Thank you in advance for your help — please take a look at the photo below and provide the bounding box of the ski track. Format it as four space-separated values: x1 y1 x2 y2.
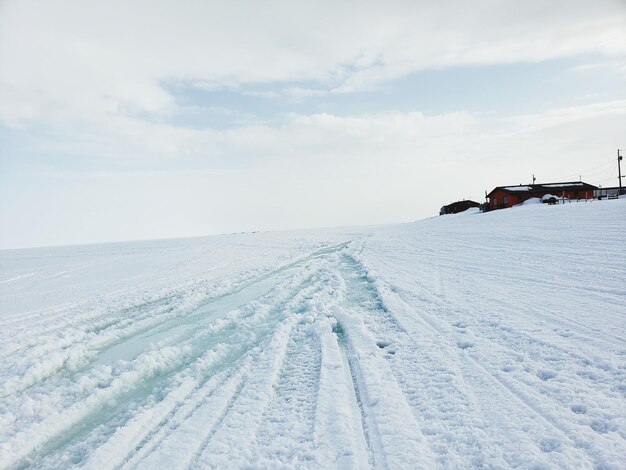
1 202 625 469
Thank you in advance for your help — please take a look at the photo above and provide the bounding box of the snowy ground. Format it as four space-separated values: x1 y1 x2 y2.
1 199 625 469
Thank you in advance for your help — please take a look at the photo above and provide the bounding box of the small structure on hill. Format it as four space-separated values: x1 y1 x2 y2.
486 181 597 210
440 200 481 215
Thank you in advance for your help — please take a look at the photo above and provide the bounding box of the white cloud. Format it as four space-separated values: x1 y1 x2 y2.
2 100 624 248
12 99 622 167
506 99 626 133
1 0 625 128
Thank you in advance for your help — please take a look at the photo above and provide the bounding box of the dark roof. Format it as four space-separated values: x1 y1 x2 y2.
487 181 598 198
441 200 481 214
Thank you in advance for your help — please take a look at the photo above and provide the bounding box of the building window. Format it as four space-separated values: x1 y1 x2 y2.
503 196 509 205
493 198 497 206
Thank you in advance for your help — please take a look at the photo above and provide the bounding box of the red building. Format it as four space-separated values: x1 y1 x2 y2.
486 181 597 210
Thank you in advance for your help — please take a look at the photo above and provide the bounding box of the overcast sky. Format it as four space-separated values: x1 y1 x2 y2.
1 0 625 248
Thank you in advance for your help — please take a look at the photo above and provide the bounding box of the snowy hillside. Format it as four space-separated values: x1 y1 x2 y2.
1 200 625 469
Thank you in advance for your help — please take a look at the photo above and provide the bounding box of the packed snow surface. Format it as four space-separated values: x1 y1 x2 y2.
1 200 625 469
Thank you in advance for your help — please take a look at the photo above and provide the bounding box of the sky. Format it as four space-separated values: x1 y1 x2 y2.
1 0 625 249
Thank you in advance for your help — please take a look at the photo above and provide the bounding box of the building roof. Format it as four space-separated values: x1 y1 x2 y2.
442 200 480 208
487 181 598 198
440 200 481 215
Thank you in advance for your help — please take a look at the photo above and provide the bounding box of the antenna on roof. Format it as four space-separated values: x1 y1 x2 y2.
532 174 536 185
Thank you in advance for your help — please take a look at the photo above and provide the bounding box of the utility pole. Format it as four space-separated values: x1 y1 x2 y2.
619 149 623 195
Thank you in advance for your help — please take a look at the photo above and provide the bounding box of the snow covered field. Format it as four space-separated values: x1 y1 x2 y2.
1 200 625 469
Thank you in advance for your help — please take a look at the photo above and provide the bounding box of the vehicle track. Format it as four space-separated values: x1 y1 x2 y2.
1 248 348 468
255 322 322 466
337 254 492 467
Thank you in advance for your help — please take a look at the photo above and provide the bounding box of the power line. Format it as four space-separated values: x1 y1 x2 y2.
596 177 617 184
577 158 616 175
593 166 618 185
545 158 614 182
582 166 619 179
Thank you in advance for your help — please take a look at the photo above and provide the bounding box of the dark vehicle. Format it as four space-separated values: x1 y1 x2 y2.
542 197 558 205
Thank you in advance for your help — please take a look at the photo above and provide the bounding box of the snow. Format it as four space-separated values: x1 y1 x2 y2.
1 199 625 469
519 197 542 205
503 183 586 192
542 183 585 187
516 194 559 206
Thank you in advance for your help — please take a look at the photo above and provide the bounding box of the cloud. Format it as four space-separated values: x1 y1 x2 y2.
506 99 626 133
1 0 625 128
4 95 624 172
2 94 624 249
2 100 623 248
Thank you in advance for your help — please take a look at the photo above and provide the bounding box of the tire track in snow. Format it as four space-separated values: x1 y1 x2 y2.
362 247 623 388
186 251 351 468
0 257 247 357
422 278 626 450
117 366 241 469
338 254 494 467
130 245 351 469
458 353 595 468
0 285 173 337
0 251 321 408
83 346 254 470
386 229 624 347
141 369 248 470
190 317 299 468
314 320 371 469
333 321 376 467
0 297 186 399
20 310 277 466
51 248 344 468
254 322 322 466
0 344 192 468
390 230 626 350
356 246 624 468
464 354 625 468
331 289 437 469
0 242 349 396
0 265 287 396
1 254 337 468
